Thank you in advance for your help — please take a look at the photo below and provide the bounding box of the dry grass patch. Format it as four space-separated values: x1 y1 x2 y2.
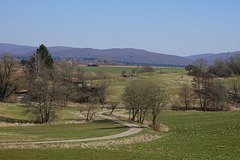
0 134 163 149
147 122 169 132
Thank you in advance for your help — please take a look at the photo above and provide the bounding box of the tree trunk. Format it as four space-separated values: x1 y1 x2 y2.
109 108 114 116
129 107 131 120
39 104 44 124
152 115 156 126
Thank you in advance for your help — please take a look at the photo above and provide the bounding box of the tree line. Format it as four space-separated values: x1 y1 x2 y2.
185 54 240 77
182 56 240 111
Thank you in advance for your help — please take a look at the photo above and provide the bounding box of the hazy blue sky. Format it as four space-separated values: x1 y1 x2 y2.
0 0 239 56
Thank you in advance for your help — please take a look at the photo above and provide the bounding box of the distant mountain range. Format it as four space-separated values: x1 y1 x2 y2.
0 43 239 66
0 43 191 66
185 51 240 65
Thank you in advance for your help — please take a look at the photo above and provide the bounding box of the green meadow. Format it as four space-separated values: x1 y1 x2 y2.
0 111 239 160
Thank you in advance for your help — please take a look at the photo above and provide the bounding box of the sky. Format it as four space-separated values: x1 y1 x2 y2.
0 0 239 56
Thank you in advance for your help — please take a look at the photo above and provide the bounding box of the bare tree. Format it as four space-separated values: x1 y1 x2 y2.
86 96 99 121
58 61 76 106
193 58 208 71
96 80 110 105
192 72 214 111
179 83 192 110
211 79 227 110
145 80 168 126
0 53 18 101
109 99 119 116
77 66 86 85
122 80 144 121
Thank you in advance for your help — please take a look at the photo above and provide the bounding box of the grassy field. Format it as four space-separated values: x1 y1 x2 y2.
0 103 128 143
107 71 192 104
0 103 33 123
0 111 239 159
78 65 187 75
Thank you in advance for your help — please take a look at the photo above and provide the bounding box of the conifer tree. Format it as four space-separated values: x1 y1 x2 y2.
36 44 54 68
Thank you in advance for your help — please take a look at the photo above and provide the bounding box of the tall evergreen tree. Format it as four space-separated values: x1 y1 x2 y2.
36 44 54 68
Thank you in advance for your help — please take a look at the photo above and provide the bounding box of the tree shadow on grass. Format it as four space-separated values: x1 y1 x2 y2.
99 126 129 130
0 116 34 123
93 119 130 130
93 119 113 123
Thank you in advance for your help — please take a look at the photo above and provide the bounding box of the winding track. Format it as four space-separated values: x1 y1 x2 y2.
0 110 142 145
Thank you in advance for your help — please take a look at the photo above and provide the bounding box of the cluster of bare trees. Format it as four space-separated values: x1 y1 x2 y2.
123 79 168 126
186 54 240 77
0 44 112 123
181 56 240 111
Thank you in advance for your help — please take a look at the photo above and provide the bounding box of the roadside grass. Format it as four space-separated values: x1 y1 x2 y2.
0 119 128 143
1 111 239 159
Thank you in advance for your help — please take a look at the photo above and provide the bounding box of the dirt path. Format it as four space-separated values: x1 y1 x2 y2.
0 110 142 145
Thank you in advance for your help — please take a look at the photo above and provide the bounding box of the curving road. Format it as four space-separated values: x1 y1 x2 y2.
0 110 142 145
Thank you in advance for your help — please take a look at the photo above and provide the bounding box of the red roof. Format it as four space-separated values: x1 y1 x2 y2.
65 77 82 83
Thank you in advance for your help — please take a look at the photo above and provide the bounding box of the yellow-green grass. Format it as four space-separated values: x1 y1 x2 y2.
78 66 186 75
1 111 239 159
107 72 192 105
0 103 86 123
0 103 33 123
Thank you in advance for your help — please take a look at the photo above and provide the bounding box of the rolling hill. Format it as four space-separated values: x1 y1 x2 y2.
185 51 240 65
0 43 192 66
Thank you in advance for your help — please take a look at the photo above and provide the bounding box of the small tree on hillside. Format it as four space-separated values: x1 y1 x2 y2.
109 99 119 116
185 65 195 73
86 96 99 121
